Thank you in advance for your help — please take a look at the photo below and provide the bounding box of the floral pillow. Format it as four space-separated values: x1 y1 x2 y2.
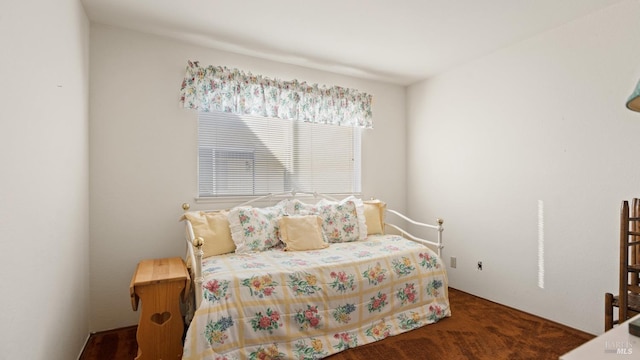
290 196 367 243
227 204 286 253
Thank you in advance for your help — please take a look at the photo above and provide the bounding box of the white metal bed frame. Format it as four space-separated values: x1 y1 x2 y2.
181 191 444 309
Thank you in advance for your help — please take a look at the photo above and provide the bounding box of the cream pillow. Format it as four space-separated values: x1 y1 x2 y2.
364 200 386 235
279 215 329 251
181 210 236 257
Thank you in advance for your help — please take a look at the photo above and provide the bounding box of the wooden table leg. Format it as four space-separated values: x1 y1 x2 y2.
135 280 186 360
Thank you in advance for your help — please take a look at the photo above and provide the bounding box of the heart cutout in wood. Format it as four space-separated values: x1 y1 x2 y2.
151 312 171 325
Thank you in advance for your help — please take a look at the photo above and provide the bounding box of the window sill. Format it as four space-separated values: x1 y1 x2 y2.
194 192 362 206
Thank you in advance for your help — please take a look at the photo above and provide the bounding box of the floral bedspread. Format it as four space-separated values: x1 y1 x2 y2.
182 235 450 360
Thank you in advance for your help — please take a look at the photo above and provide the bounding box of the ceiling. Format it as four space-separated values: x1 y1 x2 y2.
81 0 625 85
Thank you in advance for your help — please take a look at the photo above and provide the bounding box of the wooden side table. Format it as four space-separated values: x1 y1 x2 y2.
130 257 190 360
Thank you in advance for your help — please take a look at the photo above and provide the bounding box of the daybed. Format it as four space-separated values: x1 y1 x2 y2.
180 193 450 360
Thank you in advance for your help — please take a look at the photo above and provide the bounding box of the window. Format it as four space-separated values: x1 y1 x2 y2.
198 111 361 197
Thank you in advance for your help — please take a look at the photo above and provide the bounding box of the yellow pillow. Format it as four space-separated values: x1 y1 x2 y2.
364 200 386 235
182 210 236 257
279 215 329 251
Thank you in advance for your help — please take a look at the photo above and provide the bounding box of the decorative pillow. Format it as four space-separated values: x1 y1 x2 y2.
290 196 367 243
278 215 329 251
363 199 387 235
181 210 236 257
227 205 286 253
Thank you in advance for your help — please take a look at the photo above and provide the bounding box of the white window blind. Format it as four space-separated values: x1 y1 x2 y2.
198 111 361 197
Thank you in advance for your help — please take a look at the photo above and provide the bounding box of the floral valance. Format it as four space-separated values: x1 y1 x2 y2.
179 61 373 128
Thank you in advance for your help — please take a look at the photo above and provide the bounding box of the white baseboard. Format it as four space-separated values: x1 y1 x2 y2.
76 332 92 360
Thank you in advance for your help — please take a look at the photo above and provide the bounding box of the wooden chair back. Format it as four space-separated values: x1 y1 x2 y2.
619 198 640 323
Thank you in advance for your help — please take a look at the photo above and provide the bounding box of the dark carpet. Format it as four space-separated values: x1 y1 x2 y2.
80 288 594 360
327 288 594 360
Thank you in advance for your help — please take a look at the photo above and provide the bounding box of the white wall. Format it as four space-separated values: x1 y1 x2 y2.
0 0 90 359
407 1 640 335
89 25 406 331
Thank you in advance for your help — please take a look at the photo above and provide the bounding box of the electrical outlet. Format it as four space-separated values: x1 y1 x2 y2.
450 256 457 269
477 261 483 271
